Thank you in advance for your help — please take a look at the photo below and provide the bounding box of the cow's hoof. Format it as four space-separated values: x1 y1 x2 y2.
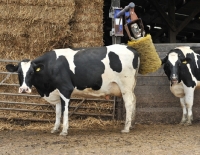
51 129 59 134
59 132 68 136
121 129 130 133
179 122 185 126
130 125 135 130
184 122 192 126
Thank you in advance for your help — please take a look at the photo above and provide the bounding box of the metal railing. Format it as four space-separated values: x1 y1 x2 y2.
0 59 116 122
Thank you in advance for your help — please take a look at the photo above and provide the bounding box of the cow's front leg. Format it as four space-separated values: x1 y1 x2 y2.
121 92 135 133
184 87 194 126
51 102 61 133
179 97 187 125
59 92 71 136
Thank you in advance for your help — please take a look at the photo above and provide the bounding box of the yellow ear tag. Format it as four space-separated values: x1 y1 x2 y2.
36 68 40 71
182 61 187 64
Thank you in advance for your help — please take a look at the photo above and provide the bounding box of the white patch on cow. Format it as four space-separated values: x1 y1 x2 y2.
20 61 32 93
176 46 199 68
187 64 197 83
43 89 60 105
168 52 178 66
54 48 78 74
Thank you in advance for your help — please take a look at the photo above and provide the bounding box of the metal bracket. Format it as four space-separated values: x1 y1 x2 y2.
110 28 115 36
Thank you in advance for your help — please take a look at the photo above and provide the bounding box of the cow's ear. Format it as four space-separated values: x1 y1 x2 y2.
181 57 191 64
34 63 44 72
161 55 168 65
6 64 18 72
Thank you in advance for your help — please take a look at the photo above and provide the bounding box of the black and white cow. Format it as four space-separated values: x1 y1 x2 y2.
162 46 200 125
6 44 140 136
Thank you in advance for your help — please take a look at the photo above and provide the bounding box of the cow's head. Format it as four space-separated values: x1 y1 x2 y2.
161 49 190 85
6 59 44 93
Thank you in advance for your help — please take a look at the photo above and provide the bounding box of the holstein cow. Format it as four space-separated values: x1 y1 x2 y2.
6 44 140 136
161 46 200 125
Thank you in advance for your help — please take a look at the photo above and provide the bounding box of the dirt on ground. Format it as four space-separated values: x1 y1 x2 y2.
1 120 200 155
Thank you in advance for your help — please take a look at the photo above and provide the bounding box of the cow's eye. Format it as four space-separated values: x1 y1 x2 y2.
165 63 169 66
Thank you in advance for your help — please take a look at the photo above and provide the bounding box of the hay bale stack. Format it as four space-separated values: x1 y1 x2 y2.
70 0 104 48
0 0 75 60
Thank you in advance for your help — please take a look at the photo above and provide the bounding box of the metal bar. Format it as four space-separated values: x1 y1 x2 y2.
111 0 121 44
0 92 115 102
69 112 113 117
69 99 85 117
0 59 19 63
0 83 19 86
0 92 40 97
0 100 113 110
70 98 114 102
0 117 55 122
0 108 55 113
112 97 116 120
0 73 11 86
0 100 49 106
0 108 113 117
0 72 17 74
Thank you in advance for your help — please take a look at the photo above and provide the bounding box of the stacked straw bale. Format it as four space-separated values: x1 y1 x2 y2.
70 0 104 48
0 0 75 60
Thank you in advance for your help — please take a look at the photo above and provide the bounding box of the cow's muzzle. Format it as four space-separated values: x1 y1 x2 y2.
19 87 32 93
170 76 178 85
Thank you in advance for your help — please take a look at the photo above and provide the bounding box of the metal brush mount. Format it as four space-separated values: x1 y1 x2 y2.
116 2 145 40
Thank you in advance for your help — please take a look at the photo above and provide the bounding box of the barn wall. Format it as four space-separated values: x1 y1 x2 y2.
135 43 200 124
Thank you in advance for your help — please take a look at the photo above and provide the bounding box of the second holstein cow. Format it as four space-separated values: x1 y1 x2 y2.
162 46 200 125
6 44 140 136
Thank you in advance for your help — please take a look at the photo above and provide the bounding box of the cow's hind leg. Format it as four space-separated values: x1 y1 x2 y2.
51 102 62 133
121 91 136 133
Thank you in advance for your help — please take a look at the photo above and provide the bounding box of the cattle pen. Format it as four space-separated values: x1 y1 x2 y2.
0 43 200 125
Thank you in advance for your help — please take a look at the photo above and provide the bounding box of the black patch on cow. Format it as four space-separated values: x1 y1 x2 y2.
179 62 196 88
108 52 122 72
190 46 200 55
184 52 200 81
73 47 107 90
126 46 139 69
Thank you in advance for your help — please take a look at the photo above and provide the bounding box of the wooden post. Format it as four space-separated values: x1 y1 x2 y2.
168 0 176 43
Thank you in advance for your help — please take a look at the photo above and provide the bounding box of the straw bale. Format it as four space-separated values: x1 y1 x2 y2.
70 0 104 48
0 0 74 7
71 22 103 32
71 41 103 48
0 4 75 25
0 1 75 60
70 31 103 42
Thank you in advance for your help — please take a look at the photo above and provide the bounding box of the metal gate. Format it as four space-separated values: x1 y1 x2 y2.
0 59 116 122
